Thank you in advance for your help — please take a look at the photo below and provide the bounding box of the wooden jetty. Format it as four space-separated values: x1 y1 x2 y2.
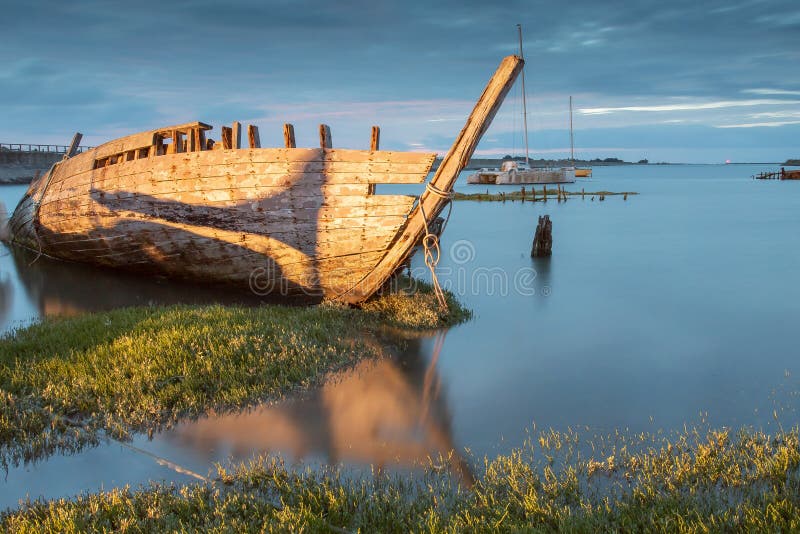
6 56 524 303
754 168 800 180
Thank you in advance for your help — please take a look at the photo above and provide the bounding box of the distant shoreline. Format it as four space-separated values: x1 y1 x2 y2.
432 157 788 171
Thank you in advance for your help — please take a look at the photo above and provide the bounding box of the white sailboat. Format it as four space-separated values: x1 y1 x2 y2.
468 24 575 185
571 96 592 177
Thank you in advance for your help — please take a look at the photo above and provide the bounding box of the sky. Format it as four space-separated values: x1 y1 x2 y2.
1 0 798 163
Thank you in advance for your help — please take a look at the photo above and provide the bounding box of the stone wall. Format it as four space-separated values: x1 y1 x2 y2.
0 150 62 184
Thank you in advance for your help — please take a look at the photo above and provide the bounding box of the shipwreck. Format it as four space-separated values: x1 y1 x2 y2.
6 56 523 303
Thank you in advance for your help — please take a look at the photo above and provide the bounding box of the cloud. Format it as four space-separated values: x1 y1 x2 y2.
743 88 800 96
715 120 800 128
580 99 800 115
0 0 798 162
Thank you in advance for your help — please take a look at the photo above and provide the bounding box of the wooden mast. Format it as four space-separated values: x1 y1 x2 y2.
517 24 530 167
570 96 574 165
338 54 524 303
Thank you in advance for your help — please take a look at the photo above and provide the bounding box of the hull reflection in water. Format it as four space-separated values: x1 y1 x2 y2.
7 244 265 321
169 334 474 485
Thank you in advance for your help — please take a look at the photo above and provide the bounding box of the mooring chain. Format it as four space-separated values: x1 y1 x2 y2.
419 182 455 313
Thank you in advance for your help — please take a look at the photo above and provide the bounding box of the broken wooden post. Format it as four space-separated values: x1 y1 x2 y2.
543 186 548 202
190 128 205 152
172 130 184 153
232 121 242 149
65 133 82 159
283 123 296 148
221 126 233 149
623 193 628 201
531 215 553 257
581 187 585 199
188 129 197 152
319 124 332 148
371 126 380 151
248 125 261 148
532 186 536 201
521 186 526 202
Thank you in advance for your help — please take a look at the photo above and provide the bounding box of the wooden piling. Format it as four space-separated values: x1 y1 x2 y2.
320 124 332 149
221 127 233 149
531 215 553 257
283 123 296 148
65 133 83 159
581 188 585 199
247 125 261 148
370 126 380 151
232 121 242 149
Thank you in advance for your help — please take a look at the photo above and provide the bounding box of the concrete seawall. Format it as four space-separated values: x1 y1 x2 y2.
0 150 62 184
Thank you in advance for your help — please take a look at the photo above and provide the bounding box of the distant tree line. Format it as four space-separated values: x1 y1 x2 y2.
784 159 800 166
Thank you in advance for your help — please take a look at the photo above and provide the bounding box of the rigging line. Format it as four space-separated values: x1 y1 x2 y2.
110 434 209 482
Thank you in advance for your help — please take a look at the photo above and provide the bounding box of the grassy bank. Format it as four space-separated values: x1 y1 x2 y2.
0 279 470 467
454 188 637 202
2 426 798 531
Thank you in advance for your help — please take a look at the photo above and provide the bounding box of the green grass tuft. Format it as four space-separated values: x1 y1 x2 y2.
2 426 798 532
0 280 470 467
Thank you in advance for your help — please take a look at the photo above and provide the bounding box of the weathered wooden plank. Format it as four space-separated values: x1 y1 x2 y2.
86 132 157 161
46 148 435 187
41 224 393 264
44 224 397 256
40 206 408 238
51 190 412 225
195 129 206 152
232 122 242 149
41 188 415 220
371 126 380 151
39 196 415 231
188 129 197 152
248 125 261 149
221 127 233 149
284 124 296 148
39 154 432 205
66 133 83 158
319 124 332 149
38 219 386 275
44 166 427 205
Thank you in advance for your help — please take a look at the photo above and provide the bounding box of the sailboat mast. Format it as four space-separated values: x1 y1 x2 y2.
517 24 530 167
570 96 574 164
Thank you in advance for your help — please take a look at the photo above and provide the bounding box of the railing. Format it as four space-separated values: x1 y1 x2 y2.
0 143 94 154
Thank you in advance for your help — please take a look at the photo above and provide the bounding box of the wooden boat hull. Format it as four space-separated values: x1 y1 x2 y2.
10 144 433 300
7 56 526 303
574 168 592 177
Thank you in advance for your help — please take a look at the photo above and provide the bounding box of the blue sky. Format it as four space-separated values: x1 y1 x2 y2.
2 0 798 162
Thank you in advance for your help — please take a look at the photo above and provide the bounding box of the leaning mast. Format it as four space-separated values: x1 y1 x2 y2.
517 24 530 167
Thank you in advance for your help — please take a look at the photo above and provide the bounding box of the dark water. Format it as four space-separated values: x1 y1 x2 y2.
2 164 799 509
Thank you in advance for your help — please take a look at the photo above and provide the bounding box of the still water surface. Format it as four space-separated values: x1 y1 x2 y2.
1 164 799 509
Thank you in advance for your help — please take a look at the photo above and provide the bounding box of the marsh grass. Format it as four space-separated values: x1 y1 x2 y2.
2 426 797 532
0 280 470 467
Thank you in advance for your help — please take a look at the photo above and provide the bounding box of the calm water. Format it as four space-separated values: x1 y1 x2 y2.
2 164 799 509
